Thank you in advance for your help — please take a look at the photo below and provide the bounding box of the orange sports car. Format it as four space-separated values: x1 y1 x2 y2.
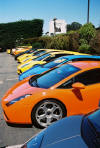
13 46 32 55
2 61 100 128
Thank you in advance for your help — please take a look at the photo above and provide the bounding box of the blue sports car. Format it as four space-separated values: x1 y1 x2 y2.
19 55 100 81
19 109 100 148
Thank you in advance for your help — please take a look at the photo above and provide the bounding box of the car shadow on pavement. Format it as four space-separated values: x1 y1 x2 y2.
6 122 33 128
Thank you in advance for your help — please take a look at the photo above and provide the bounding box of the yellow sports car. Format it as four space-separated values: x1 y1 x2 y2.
17 51 90 74
17 49 47 63
17 49 65 63
17 51 77 74
17 49 44 63
7 49 11 54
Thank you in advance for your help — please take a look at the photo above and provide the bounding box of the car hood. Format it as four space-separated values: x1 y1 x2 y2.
21 61 45 69
41 116 88 148
29 66 50 74
17 61 31 69
2 78 43 103
19 66 49 80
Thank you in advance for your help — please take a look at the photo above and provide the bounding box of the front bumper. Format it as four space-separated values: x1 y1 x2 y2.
2 101 32 124
17 69 22 75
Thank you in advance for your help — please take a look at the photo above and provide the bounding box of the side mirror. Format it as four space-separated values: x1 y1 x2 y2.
72 82 85 89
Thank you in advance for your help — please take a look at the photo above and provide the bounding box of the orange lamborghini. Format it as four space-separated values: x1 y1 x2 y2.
2 61 100 128
13 46 32 55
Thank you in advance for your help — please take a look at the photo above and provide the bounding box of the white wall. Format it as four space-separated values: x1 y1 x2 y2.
49 19 67 36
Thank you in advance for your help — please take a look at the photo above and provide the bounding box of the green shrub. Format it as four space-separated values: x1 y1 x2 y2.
23 37 39 45
78 44 95 54
32 42 43 49
46 35 70 50
0 19 43 49
79 23 96 43
20 23 100 55
79 39 88 45
69 32 79 51
67 30 78 35
90 30 100 54
39 36 52 48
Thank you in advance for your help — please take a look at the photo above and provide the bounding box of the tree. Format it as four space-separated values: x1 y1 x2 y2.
0 19 44 50
79 23 96 43
90 30 100 54
67 22 82 31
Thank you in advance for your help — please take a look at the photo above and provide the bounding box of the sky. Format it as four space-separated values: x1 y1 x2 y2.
0 0 100 33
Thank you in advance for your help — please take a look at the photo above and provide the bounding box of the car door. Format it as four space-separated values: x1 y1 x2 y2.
57 68 100 116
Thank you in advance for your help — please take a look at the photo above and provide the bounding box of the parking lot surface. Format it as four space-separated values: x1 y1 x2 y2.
0 52 40 147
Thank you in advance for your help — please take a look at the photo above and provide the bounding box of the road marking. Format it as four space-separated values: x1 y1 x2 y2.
0 78 18 84
6 144 22 148
0 81 3 84
6 78 18 81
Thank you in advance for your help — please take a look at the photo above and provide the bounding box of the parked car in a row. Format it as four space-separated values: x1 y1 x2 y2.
19 54 100 80
17 51 75 74
2 61 100 128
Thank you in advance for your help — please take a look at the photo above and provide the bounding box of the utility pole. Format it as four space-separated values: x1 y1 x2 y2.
87 0 90 23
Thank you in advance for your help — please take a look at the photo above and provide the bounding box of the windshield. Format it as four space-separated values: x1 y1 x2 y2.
30 50 42 55
30 64 80 88
33 53 50 61
29 49 36 53
34 50 46 56
81 110 100 148
43 57 68 68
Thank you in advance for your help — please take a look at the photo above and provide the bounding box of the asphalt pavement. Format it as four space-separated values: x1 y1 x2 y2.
0 52 40 147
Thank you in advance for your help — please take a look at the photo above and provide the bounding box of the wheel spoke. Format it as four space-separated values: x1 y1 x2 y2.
37 114 46 120
41 104 48 113
35 101 63 127
51 105 59 113
46 117 52 125
52 114 62 120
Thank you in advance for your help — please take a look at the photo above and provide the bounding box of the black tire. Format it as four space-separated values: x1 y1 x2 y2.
31 99 67 128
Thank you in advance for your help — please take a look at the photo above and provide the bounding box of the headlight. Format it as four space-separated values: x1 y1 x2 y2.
6 94 31 106
21 130 45 148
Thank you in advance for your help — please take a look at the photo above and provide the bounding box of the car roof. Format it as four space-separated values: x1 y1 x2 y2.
49 51 71 55
69 61 100 69
61 55 100 60
39 49 68 51
37 49 89 55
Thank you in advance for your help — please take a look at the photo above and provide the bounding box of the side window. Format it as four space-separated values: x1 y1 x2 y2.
58 78 74 89
72 58 92 62
55 54 72 58
45 56 54 62
58 68 100 89
74 68 100 85
72 58 100 62
72 58 79 62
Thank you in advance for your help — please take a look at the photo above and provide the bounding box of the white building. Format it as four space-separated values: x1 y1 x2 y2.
49 18 67 36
